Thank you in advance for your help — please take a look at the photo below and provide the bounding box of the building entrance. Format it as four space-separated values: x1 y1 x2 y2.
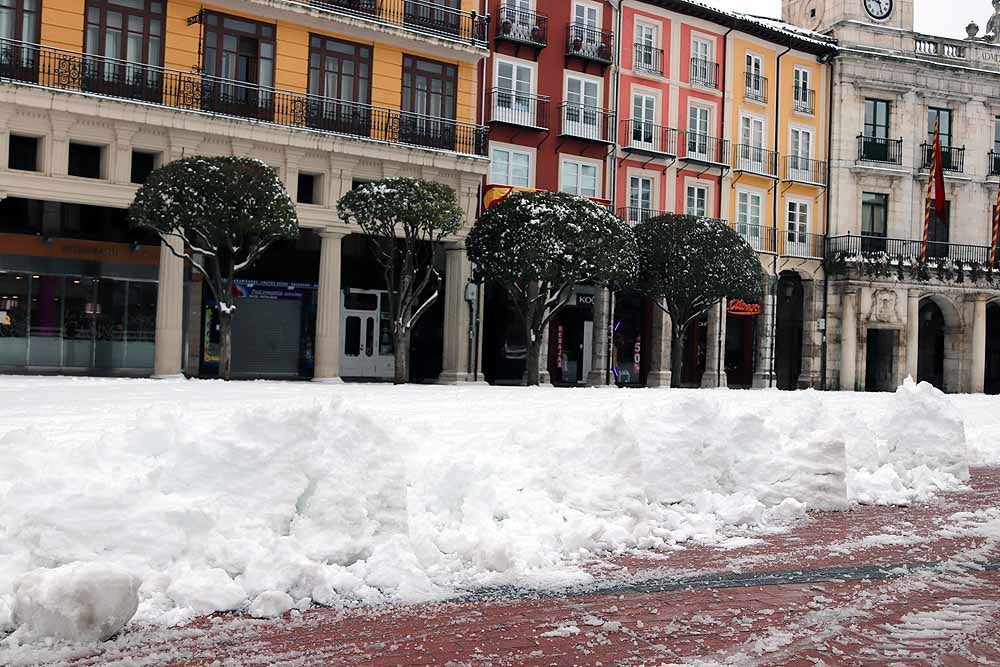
774 273 804 390
917 300 945 390
986 303 1000 395
865 329 896 392
340 289 394 379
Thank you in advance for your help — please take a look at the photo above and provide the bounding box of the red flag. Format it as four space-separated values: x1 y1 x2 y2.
931 121 946 221
991 186 1000 269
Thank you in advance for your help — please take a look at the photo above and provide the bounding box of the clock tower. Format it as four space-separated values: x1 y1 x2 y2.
781 0 914 34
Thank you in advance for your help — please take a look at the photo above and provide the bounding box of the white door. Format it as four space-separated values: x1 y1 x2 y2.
793 68 811 112
737 191 763 250
746 53 763 99
629 176 653 223
495 60 533 125
340 289 394 379
635 23 656 71
787 201 809 256
739 115 766 172
565 76 600 139
790 128 812 181
692 38 712 84
571 2 599 46
631 93 656 150
687 105 710 159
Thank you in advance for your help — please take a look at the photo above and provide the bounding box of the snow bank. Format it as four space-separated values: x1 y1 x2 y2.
0 376 971 644
11 562 138 642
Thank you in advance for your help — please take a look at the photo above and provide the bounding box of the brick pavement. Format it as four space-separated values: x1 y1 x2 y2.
36 467 1000 667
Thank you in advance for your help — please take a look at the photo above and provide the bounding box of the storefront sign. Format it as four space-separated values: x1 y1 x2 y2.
728 299 762 316
556 325 564 370
0 233 159 266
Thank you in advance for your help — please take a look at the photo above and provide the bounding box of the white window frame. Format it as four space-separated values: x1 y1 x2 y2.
560 155 603 199
736 188 766 251
490 143 535 189
572 0 602 31
745 51 765 101
789 125 814 181
793 67 813 114
493 56 538 126
686 101 713 160
786 198 811 256
738 112 768 173
628 173 655 224
685 183 709 218
629 87 659 151
563 72 603 140
634 19 659 74
691 35 714 86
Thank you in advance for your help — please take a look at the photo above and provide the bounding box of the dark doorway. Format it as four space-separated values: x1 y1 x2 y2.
774 273 805 390
865 329 896 392
680 315 707 387
917 300 945 390
986 303 1000 395
724 314 755 388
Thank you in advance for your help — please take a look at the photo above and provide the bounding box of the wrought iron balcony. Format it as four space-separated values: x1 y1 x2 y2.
991 151 1000 177
679 132 729 167
566 23 614 65
489 88 549 129
793 88 815 115
558 103 614 143
689 57 719 89
783 156 827 186
827 235 998 266
779 230 824 258
733 145 779 178
633 44 663 76
744 72 767 103
617 207 667 227
495 4 547 48
921 144 965 173
0 39 489 157
620 121 677 157
730 222 776 253
307 0 489 45
857 135 904 166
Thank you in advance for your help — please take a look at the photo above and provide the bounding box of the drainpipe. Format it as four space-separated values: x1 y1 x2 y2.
604 0 622 387
768 47 792 389
713 27 734 388
820 52 835 391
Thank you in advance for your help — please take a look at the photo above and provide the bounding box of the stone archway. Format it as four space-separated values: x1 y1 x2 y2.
774 272 805 390
986 303 1000 395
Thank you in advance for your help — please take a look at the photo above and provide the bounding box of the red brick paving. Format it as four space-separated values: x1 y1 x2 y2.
46 467 1000 666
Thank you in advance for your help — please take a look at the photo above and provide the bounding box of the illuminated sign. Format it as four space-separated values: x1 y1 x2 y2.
728 299 762 316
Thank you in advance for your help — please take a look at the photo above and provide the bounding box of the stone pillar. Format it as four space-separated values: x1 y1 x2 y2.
439 244 475 384
587 288 611 386
840 288 859 391
538 320 551 385
646 302 672 388
905 289 920 381
153 235 186 377
701 299 728 388
313 231 345 382
970 295 988 394
752 282 776 389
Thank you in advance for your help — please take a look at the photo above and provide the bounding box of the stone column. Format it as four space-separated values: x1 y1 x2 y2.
538 320 551 385
153 235 186 377
970 295 988 394
439 244 474 384
313 231 345 382
701 299 728 388
646 302 673 388
752 283 776 389
587 288 611 386
905 289 920 381
840 288 859 391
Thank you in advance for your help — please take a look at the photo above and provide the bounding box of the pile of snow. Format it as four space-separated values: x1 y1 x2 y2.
0 376 971 644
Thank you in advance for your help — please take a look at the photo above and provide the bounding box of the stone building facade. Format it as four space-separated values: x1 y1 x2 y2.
783 0 1000 393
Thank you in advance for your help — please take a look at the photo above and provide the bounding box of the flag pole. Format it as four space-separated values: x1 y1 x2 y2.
992 184 1000 269
921 118 940 265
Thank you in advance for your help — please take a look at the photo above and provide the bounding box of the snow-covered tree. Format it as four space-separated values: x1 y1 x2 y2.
633 214 764 387
337 177 463 384
128 156 298 381
466 191 637 386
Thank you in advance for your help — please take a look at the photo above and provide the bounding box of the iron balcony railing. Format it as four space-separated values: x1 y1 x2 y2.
559 102 614 143
921 143 965 173
617 207 667 226
857 135 904 165
827 235 997 266
793 87 815 114
991 151 1000 177
784 156 827 186
680 132 729 166
733 144 779 178
780 230 824 258
621 121 677 157
634 43 663 75
307 0 489 45
495 4 547 48
690 57 719 89
489 87 549 129
744 72 767 103
0 38 489 157
566 23 614 64
731 222 776 253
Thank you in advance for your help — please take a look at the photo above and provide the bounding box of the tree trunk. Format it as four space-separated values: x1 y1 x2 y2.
525 334 543 387
670 322 686 389
393 330 411 384
219 307 233 381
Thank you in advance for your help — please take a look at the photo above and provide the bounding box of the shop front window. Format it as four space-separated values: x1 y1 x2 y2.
0 272 28 366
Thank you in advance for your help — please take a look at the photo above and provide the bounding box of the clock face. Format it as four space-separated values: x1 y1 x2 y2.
864 0 893 20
